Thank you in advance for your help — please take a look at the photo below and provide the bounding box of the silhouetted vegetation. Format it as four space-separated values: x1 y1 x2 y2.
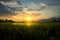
37 17 60 22
0 19 15 23
49 17 60 22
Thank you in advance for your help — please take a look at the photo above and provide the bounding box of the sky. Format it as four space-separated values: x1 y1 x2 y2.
0 0 60 21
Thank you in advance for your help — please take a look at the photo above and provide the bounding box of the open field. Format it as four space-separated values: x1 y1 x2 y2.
0 22 60 40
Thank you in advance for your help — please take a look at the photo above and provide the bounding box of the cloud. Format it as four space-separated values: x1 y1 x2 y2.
25 2 45 11
42 0 60 6
0 0 22 17
45 3 60 6
17 0 22 4
19 7 42 16
0 0 13 2
0 3 16 16
41 3 60 6
0 0 22 5
1 1 17 4
31 2 37 6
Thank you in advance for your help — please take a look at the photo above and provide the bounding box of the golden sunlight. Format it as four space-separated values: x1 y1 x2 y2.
24 16 33 22
25 23 32 26
11 13 41 22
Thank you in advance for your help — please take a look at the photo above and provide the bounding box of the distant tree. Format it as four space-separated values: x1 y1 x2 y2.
8 20 15 22
50 18 56 22
53 18 56 22
0 19 15 22
5 19 8 22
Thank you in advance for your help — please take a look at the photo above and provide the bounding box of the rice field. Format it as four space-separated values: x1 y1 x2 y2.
0 22 60 40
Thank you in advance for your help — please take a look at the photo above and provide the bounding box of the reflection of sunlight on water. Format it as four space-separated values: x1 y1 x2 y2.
13 22 39 27
13 23 24 25
13 23 33 26
25 23 32 26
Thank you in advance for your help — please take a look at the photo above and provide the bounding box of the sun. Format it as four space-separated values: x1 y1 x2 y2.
20 14 36 23
26 17 32 21
24 16 33 22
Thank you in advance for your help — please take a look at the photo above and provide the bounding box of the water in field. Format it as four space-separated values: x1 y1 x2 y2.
13 23 40 26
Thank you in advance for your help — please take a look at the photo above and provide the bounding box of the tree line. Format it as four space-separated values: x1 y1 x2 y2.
0 19 15 22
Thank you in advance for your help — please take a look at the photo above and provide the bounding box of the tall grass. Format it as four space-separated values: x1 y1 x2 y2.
0 22 60 40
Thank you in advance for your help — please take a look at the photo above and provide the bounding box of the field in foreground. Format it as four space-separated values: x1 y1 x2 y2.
0 22 60 40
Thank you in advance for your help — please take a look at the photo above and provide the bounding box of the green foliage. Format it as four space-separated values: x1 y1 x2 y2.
0 22 60 40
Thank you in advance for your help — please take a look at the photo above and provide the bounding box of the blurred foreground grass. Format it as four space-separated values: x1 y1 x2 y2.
0 22 60 40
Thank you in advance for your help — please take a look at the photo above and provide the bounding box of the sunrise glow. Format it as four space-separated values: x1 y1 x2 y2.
23 15 34 22
25 17 32 21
